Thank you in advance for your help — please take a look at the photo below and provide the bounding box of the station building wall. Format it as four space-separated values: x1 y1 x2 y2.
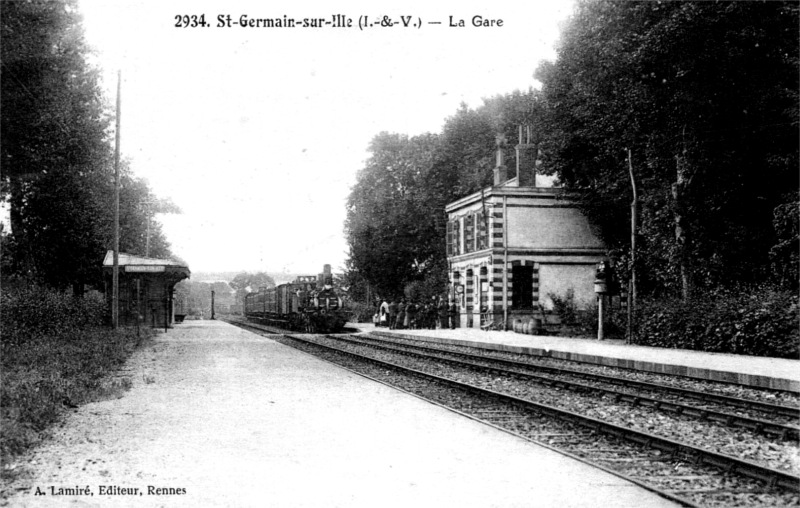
506 204 603 251
537 263 597 311
445 187 606 330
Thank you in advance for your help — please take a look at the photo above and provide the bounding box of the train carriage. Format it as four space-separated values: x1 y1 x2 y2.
244 264 347 333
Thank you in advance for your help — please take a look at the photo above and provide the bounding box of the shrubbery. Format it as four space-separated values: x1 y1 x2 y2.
548 289 578 324
1 285 150 467
1 285 107 343
636 285 799 359
345 300 375 323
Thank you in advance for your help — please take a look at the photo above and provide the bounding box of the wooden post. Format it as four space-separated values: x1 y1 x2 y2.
626 148 637 344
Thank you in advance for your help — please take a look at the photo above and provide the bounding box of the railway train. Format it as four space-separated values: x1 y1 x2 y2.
244 264 348 333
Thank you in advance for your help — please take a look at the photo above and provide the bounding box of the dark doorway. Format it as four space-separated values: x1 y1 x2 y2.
511 265 534 309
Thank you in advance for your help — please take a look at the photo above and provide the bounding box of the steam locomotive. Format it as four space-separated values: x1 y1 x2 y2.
244 264 348 333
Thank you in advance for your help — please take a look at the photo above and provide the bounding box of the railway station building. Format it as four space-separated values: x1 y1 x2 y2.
445 130 606 330
102 251 191 329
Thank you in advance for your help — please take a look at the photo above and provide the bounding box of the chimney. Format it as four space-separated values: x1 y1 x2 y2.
516 125 537 187
318 264 333 289
493 133 508 185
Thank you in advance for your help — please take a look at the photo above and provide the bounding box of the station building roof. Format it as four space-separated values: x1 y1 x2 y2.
102 251 190 278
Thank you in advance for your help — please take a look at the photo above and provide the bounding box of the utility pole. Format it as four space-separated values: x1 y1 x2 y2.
145 201 151 257
112 70 122 330
211 289 216 320
142 199 155 257
627 148 638 344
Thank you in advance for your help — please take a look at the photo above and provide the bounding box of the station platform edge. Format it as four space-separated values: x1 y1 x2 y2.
350 323 800 393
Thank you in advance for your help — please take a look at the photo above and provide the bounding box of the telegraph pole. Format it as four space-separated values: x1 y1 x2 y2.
627 148 638 344
112 70 122 330
211 289 216 320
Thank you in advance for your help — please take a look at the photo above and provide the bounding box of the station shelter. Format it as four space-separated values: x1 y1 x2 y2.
445 129 606 330
102 251 191 328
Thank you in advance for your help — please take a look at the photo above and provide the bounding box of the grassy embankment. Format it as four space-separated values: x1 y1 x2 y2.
0 285 154 482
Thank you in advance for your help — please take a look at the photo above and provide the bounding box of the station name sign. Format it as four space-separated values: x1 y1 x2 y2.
125 265 165 273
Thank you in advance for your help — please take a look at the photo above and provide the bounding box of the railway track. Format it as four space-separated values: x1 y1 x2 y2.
278 334 799 508
224 319 800 507
335 333 800 439
368 331 799 409
368 331 799 408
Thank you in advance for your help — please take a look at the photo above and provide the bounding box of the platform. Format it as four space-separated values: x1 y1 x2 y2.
6 320 679 508
355 323 800 393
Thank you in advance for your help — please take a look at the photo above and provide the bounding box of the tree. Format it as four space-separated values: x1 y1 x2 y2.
536 0 799 297
345 90 547 301
2 0 112 290
345 132 441 299
228 272 276 306
1 1 177 291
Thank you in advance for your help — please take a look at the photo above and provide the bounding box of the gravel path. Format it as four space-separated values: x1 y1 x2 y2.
2 321 681 508
3 322 285 507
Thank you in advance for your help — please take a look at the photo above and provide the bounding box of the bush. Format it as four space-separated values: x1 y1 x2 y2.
1 285 107 344
548 288 578 324
345 300 375 323
636 284 799 358
1 284 150 469
404 279 446 304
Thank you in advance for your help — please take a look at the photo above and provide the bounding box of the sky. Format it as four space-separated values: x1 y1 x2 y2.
77 0 575 275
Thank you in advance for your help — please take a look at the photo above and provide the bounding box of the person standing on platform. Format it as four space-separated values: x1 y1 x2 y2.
388 300 398 329
396 300 406 330
448 300 457 329
379 299 389 327
437 297 448 329
405 301 416 329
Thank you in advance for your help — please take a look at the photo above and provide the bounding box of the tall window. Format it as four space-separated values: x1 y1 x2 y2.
511 265 534 309
464 214 474 253
452 219 461 256
476 211 487 250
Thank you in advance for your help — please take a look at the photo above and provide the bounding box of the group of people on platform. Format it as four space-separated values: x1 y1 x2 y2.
373 297 458 330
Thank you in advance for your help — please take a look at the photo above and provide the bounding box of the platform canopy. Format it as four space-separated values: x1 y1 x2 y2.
102 251 190 278
102 251 191 328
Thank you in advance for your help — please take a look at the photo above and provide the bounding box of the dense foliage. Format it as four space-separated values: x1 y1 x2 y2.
531 0 799 355
345 132 443 300
535 0 799 297
637 286 799 359
1 0 176 292
1 286 149 465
